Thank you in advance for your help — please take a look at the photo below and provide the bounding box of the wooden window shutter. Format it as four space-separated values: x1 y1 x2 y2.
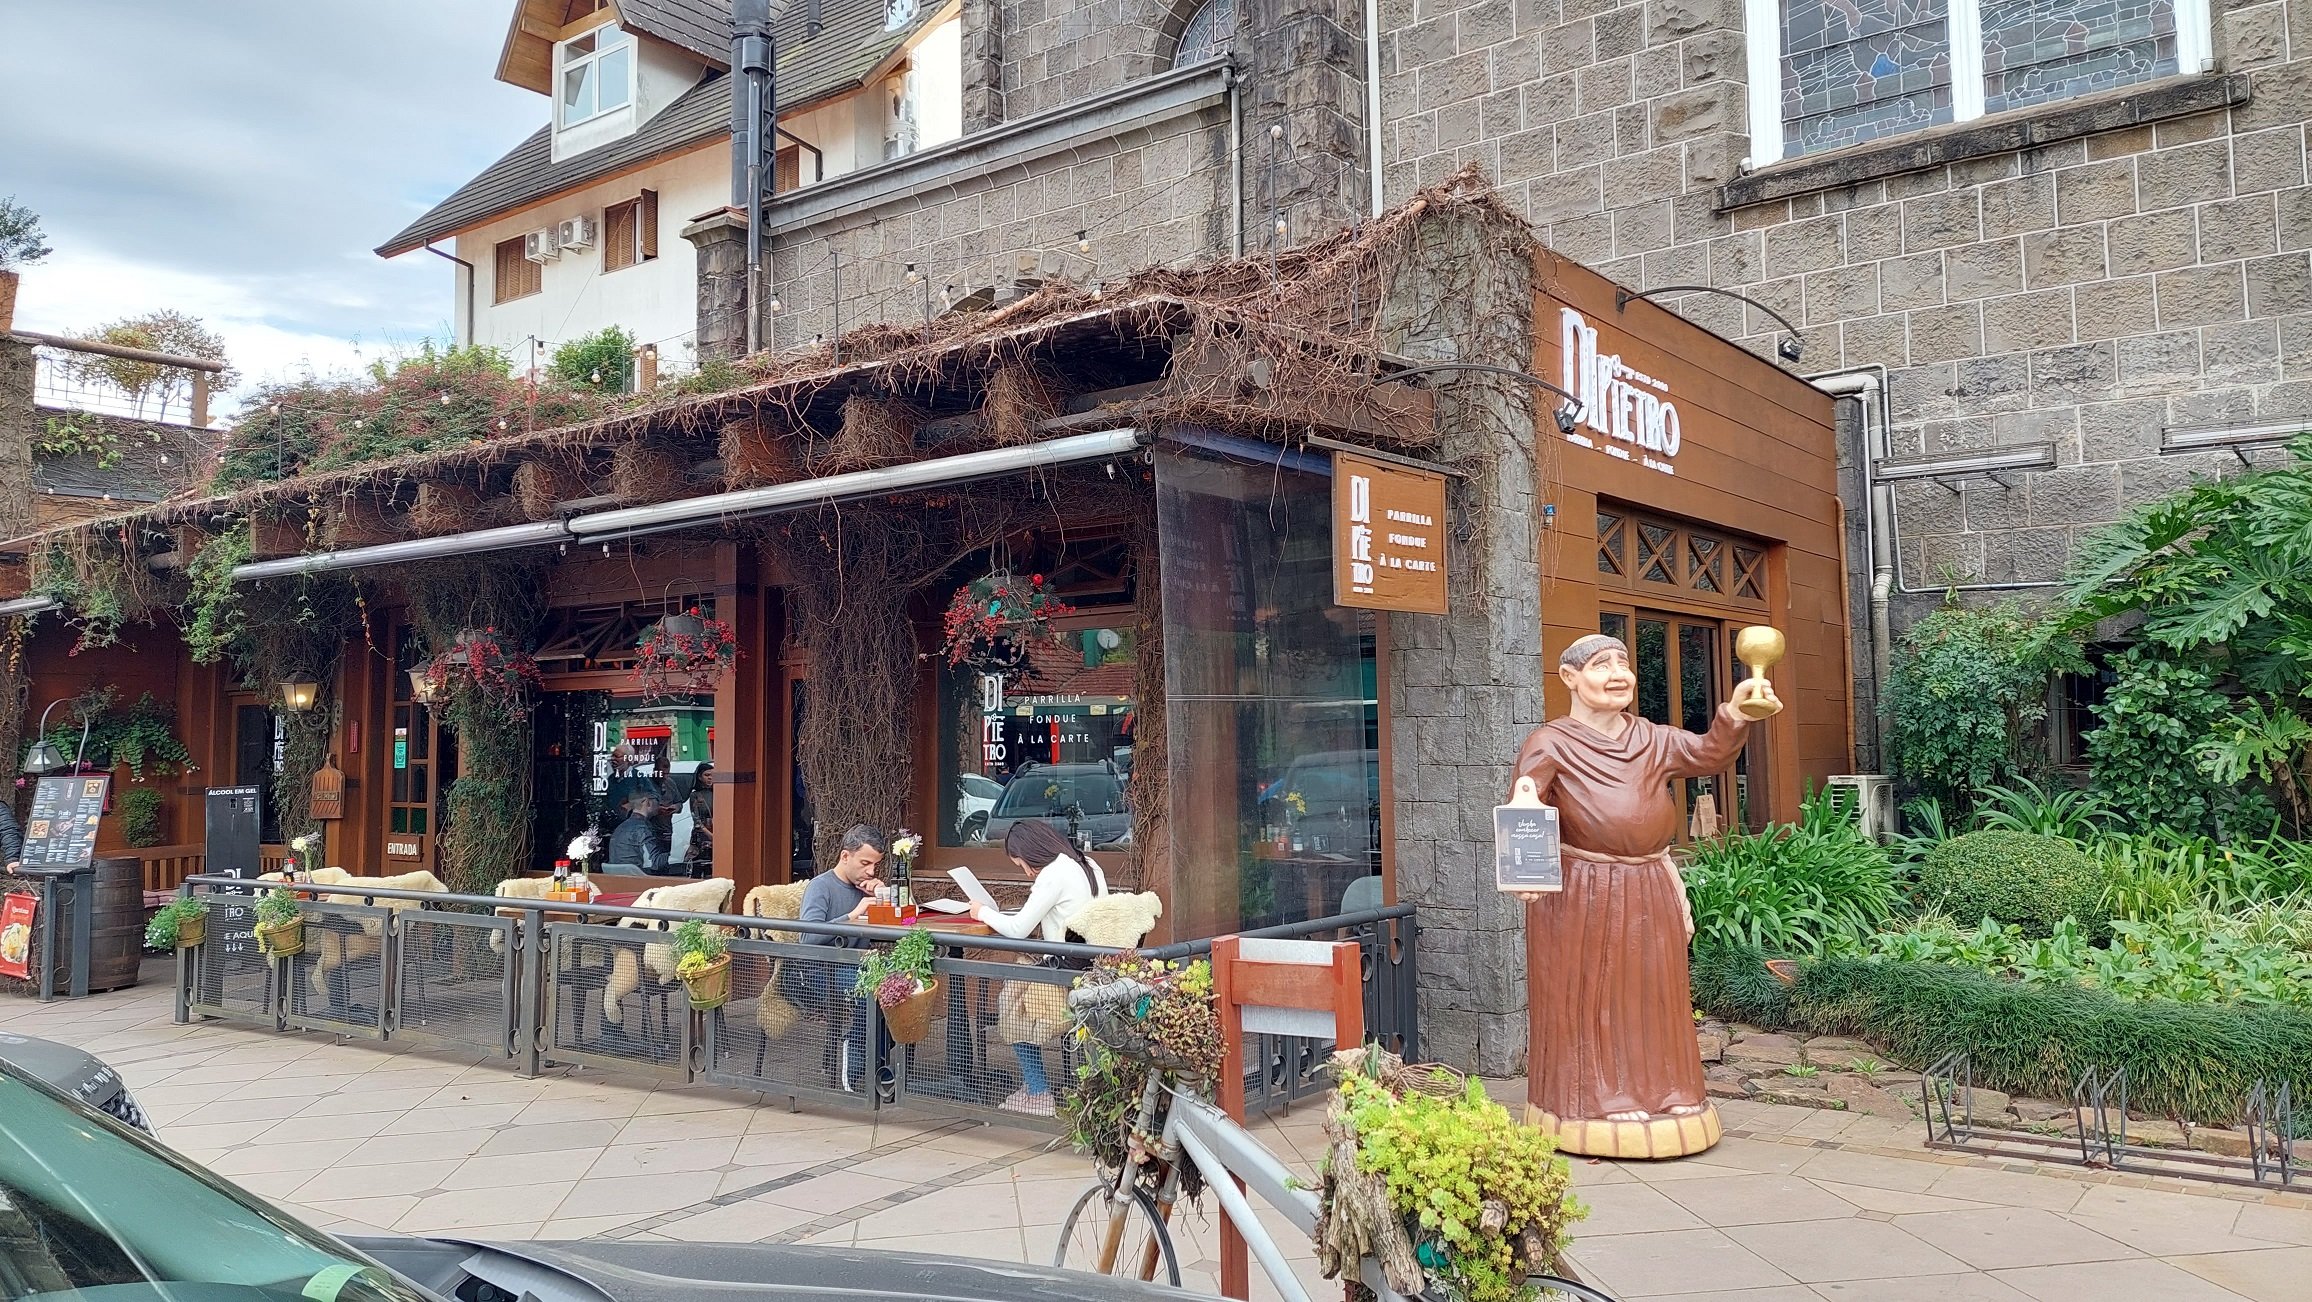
640 188 658 260
494 236 540 303
604 200 638 272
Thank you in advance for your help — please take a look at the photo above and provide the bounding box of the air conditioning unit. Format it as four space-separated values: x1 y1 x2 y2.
1825 775 1897 841
523 228 561 263
557 215 597 251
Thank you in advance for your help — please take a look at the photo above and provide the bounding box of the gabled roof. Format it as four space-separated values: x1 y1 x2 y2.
385 0 926 257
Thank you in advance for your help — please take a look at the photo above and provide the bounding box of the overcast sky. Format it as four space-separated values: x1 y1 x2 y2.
1 2 546 410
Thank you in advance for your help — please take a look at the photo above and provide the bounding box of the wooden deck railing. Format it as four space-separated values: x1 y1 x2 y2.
136 844 291 897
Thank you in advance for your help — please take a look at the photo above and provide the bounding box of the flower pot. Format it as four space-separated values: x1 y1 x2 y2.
176 911 205 950
681 953 733 1010
255 917 305 958
882 977 943 1044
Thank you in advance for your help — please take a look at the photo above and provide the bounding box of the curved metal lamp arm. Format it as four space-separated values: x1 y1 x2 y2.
1614 284 1806 362
1376 362 1588 434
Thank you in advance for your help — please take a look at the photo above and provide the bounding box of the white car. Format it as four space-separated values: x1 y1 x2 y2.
955 773 1004 842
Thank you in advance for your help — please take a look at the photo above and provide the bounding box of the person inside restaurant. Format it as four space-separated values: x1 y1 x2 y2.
607 794 672 875
971 821 1108 1116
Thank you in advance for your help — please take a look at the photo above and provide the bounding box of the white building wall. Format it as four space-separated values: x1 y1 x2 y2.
455 146 726 374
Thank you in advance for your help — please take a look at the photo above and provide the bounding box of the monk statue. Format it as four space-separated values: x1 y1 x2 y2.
1507 631 1780 1159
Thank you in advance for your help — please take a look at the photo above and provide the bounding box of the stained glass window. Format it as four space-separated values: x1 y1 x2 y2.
1980 0 2178 115
1781 0 1955 157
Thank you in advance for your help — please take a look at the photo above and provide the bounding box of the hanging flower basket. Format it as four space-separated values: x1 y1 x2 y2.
254 918 305 958
880 976 944 1044
632 608 739 700
175 910 206 950
421 628 541 714
940 572 1076 677
679 953 734 1010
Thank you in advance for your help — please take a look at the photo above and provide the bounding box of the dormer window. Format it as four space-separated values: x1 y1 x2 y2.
558 22 635 128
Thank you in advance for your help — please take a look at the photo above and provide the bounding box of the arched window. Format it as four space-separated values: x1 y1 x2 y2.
1174 0 1233 66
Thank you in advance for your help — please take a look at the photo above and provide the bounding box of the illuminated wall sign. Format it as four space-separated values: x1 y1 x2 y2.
1560 307 1681 476
1332 450 1448 614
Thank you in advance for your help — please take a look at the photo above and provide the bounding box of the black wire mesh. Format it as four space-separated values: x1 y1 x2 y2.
188 896 271 1024
544 922 690 1073
283 903 391 1037
699 935 877 1108
391 911 517 1057
891 956 1080 1127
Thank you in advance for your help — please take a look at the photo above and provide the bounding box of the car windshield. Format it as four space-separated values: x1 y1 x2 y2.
994 768 1126 816
0 1073 431 1302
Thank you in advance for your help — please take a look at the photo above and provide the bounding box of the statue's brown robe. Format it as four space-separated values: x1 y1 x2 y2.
1510 710 1748 1122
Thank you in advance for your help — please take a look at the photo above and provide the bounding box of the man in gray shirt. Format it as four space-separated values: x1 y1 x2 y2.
798 824 887 1090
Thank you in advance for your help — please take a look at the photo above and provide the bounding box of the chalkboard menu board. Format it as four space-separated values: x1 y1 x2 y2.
21 775 110 870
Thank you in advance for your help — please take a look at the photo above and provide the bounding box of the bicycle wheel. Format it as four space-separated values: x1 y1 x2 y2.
1053 1181 1181 1286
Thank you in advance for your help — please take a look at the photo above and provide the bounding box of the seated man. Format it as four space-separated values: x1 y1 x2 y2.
607 795 673 875
797 823 888 1091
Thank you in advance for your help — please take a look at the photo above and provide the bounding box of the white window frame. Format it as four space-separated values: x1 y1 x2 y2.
556 22 637 130
1743 0 2213 168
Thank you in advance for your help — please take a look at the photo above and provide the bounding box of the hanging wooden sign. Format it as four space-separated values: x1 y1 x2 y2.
311 756 347 821
1332 449 1448 614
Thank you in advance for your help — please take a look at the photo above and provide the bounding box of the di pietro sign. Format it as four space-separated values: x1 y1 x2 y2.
1333 450 1448 615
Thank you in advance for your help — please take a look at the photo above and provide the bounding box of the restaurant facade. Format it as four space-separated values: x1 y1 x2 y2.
0 176 1847 1071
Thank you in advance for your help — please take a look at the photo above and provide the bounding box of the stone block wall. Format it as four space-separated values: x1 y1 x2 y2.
1382 0 2312 632
996 0 1194 120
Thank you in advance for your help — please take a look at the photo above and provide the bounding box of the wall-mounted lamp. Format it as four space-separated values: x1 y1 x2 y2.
2160 417 2308 464
1614 284 1806 363
407 668 441 705
1376 361 1588 437
20 698 89 775
280 673 321 714
1873 442 2056 492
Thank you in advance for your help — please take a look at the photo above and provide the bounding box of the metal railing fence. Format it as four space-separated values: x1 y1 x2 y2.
172 876 1417 1127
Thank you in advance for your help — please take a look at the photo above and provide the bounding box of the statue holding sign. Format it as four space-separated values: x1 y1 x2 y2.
1505 629 1783 1159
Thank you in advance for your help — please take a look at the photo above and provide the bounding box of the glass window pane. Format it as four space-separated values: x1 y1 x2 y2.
1159 448 1382 932
562 60 595 120
1679 622 1717 735
1635 619 1671 725
596 44 632 111
567 31 596 57
937 627 1135 850
1980 0 2177 115
1600 610 1630 644
1781 0 1954 157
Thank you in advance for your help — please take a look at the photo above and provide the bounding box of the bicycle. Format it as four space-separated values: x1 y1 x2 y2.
1051 979 1616 1302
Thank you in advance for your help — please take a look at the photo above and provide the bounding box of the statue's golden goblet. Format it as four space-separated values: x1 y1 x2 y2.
1732 625 1787 720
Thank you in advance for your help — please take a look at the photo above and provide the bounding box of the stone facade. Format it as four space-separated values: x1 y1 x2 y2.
1380 0 2312 658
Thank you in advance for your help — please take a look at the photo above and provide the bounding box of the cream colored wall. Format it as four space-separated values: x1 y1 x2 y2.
454 147 725 373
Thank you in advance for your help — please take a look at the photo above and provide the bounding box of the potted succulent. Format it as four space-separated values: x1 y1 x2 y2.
939 572 1076 677
253 887 304 958
144 896 206 951
631 607 738 700
853 925 941 1044
673 918 733 1010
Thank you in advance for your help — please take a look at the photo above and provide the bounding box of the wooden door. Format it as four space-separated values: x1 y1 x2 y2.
384 627 446 873
1600 607 1754 838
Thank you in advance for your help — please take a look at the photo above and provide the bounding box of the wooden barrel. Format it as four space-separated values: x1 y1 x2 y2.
86 856 144 994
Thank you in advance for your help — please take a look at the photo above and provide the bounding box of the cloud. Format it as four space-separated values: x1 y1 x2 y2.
0 1 549 408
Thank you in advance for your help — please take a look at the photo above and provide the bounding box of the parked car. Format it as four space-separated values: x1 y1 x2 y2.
0 1055 1216 1302
0 1030 148 1132
955 772 1005 842
982 761 1131 849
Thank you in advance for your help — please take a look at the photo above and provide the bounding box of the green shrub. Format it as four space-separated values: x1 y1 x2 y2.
1851 911 2312 1008
1973 778 2109 843
1917 830 2104 937
118 787 166 848
2088 649 2279 838
550 326 637 394
1885 602 2083 816
1689 941 1793 1026
1791 956 2312 1124
1682 789 1899 957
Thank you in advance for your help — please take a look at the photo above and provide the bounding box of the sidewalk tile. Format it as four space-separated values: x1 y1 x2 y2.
755 1170 910 1213
584 1136 741 1179
1898 1207 2141 1270
2168 1245 2312 1302
1568 1227 1798 1297
553 1172 716 1220
441 1148 599 1189
1809 1276 2035 1300
206 1138 364 1176
612 1107 755 1144
1805 1180 1988 1215
1991 1258 2253 1301
1727 1218 1971 1283
344 1128 494 1166
651 1199 821 1242
1575 1182 1709 1235
1657 1174 1860 1226
1788 1147 1948 1193
1922 1165 2091 1213
289 1158 464 1202
378 1103 528 1136
854 1183 1025 1238
2231 1203 2312 1248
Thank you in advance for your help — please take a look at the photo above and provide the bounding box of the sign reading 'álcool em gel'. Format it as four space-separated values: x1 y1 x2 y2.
1560 307 1681 477
1332 449 1448 615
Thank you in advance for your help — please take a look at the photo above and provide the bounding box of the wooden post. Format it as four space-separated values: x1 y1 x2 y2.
190 372 210 429
1210 935 1366 1301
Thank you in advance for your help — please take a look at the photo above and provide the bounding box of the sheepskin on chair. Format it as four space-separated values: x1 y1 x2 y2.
256 867 448 996
602 877 735 1025
743 881 811 1037
488 876 560 954
997 891 1165 1046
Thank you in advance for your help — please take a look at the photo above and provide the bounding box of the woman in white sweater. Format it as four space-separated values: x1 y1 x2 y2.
971 820 1106 1115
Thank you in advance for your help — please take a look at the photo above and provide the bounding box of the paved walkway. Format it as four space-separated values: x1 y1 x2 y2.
8 966 2310 1301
